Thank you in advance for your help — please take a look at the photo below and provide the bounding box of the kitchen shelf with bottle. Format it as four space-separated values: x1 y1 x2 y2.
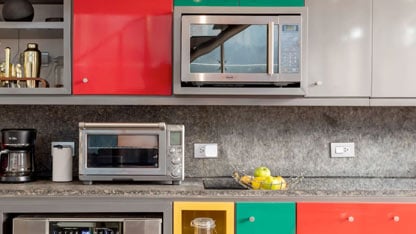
0 0 71 95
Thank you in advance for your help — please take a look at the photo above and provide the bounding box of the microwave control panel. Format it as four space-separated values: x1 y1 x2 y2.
280 24 301 74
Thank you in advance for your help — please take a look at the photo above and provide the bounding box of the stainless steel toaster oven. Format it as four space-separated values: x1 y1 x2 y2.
13 216 162 234
78 122 184 185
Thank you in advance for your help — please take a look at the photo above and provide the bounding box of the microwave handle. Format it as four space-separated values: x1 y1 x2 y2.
79 122 166 130
268 21 275 75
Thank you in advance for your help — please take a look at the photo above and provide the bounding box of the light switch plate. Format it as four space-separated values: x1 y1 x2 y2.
330 142 355 158
194 143 218 158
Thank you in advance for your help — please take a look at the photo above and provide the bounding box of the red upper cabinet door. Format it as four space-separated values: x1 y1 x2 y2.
73 0 172 95
297 202 373 234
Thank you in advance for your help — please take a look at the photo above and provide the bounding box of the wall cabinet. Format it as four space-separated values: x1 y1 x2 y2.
372 0 416 98
236 202 296 234
305 0 372 97
174 0 304 6
73 0 172 95
0 0 71 94
173 201 234 234
297 202 416 234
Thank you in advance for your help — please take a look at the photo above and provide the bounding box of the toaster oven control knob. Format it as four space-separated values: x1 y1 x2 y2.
171 155 181 165
171 167 182 178
169 147 176 153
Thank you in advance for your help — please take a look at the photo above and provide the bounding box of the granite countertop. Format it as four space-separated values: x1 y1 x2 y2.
0 177 416 201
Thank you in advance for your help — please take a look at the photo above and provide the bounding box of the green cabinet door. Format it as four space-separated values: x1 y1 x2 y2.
174 0 239 6
239 0 304 6
236 202 296 234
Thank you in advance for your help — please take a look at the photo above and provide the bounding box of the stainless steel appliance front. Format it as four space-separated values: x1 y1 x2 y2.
174 7 307 95
79 122 184 185
13 216 162 234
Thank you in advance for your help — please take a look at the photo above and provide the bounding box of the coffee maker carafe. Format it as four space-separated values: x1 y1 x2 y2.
0 129 36 182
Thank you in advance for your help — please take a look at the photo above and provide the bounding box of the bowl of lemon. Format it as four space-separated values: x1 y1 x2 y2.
233 166 301 190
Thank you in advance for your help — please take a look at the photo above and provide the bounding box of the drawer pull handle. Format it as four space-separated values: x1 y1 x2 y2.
393 216 400 222
249 216 255 222
82 77 89 83
348 216 354 222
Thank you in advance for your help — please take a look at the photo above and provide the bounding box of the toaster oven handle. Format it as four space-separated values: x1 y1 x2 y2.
79 122 166 130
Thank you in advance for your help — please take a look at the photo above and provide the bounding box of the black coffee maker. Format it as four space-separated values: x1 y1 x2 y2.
0 129 36 182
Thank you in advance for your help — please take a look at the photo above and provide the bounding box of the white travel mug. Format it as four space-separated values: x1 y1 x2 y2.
52 145 73 182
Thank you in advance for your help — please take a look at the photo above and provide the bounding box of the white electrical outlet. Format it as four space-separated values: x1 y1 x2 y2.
194 143 218 158
51 141 75 156
330 142 355 158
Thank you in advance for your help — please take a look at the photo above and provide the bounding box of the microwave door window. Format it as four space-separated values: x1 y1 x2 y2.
87 135 159 168
224 25 267 73
190 24 221 73
190 24 267 74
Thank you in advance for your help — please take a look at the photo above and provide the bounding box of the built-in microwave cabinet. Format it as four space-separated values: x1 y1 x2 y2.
174 0 304 6
305 0 372 97
0 0 71 95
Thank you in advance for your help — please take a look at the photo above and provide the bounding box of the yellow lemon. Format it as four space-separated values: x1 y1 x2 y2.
251 176 266 190
271 176 287 190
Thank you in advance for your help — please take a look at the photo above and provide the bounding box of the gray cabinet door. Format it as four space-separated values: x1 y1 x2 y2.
373 0 416 97
306 0 372 97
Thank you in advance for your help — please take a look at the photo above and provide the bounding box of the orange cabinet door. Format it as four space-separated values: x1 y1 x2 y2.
366 203 416 234
297 202 373 234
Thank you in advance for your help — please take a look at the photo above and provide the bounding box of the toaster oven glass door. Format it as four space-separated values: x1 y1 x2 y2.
81 129 167 176
87 134 159 168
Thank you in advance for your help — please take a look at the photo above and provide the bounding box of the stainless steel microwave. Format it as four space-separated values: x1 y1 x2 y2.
173 7 307 95
13 216 162 234
78 122 184 185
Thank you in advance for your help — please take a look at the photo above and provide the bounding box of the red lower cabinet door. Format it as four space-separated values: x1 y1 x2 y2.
367 203 416 234
297 202 373 234
73 0 172 95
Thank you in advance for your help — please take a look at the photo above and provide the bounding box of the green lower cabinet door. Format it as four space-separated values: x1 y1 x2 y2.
174 0 239 6
239 0 304 6
236 202 296 234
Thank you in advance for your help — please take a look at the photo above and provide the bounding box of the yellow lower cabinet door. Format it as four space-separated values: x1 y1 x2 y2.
174 201 234 234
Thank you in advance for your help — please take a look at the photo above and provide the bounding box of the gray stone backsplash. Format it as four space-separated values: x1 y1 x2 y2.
0 105 415 179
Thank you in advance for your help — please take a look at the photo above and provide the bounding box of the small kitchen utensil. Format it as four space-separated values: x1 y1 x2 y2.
52 145 73 182
0 129 36 182
190 217 216 234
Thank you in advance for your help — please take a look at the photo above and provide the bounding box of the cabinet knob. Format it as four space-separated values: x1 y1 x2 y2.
82 77 89 83
393 216 400 222
314 81 323 86
249 216 255 222
347 216 354 222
